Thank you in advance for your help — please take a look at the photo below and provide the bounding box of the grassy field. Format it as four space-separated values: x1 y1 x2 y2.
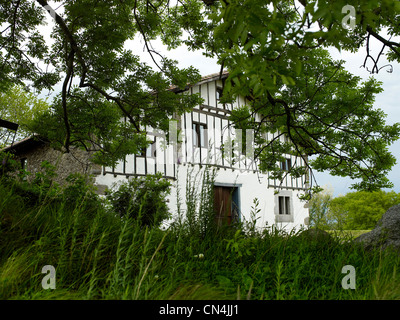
327 230 372 240
1 176 400 300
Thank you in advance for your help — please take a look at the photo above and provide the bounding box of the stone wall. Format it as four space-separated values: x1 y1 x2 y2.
16 142 104 191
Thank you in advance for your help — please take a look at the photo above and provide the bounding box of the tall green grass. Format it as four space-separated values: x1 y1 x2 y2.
1 169 400 300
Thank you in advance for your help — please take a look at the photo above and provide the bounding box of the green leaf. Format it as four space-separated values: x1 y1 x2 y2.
313 7 330 21
280 74 289 85
295 60 302 76
233 76 241 87
240 28 249 45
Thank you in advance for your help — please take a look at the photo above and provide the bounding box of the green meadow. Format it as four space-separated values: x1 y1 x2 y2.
1 169 400 300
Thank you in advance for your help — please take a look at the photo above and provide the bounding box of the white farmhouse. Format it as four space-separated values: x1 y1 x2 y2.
94 71 310 231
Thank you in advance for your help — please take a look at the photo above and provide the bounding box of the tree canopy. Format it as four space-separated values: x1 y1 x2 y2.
1 0 400 191
331 190 400 230
309 188 400 230
0 85 49 147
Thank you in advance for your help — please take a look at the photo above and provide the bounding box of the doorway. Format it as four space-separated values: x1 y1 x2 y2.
214 185 240 226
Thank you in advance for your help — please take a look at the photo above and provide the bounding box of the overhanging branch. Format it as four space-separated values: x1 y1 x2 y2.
35 0 142 145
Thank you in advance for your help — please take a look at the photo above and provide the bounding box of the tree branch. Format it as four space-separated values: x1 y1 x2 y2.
35 0 142 139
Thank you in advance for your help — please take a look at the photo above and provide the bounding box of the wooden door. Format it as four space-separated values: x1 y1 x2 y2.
214 186 235 226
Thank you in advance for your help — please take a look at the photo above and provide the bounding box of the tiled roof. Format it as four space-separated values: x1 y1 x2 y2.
199 70 229 82
169 70 229 92
1 135 47 153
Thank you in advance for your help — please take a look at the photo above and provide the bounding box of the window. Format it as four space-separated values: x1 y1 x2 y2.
193 122 207 148
20 158 27 170
146 141 156 158
275 191 293 222
216 87 223 100
138 137 156 158
20 158 27 181
278 196 291 215
284 135 290 143
280 158 292 171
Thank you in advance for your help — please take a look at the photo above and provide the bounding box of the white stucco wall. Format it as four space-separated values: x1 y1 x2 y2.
95 163 309 233
164 164 309 232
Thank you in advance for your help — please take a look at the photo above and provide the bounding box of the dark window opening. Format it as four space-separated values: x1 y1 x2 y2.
138 137 156 158
216 87 223 101
280 158 292 171
193 122 207 148
20 158 27 170
278 196 291 215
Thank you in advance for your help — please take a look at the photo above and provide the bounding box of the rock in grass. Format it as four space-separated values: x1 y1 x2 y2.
297 228 333 243
354 204 400 251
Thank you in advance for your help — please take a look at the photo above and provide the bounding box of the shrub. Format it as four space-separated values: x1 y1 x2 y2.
1 159 102 213
0 152 20 178
106 173 171 228
4 160 61 206
62 173 102 214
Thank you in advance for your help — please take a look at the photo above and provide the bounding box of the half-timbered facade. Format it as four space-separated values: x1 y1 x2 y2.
95 72 310 231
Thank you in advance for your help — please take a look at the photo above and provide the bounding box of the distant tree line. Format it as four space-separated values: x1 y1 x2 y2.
309 188 400 230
